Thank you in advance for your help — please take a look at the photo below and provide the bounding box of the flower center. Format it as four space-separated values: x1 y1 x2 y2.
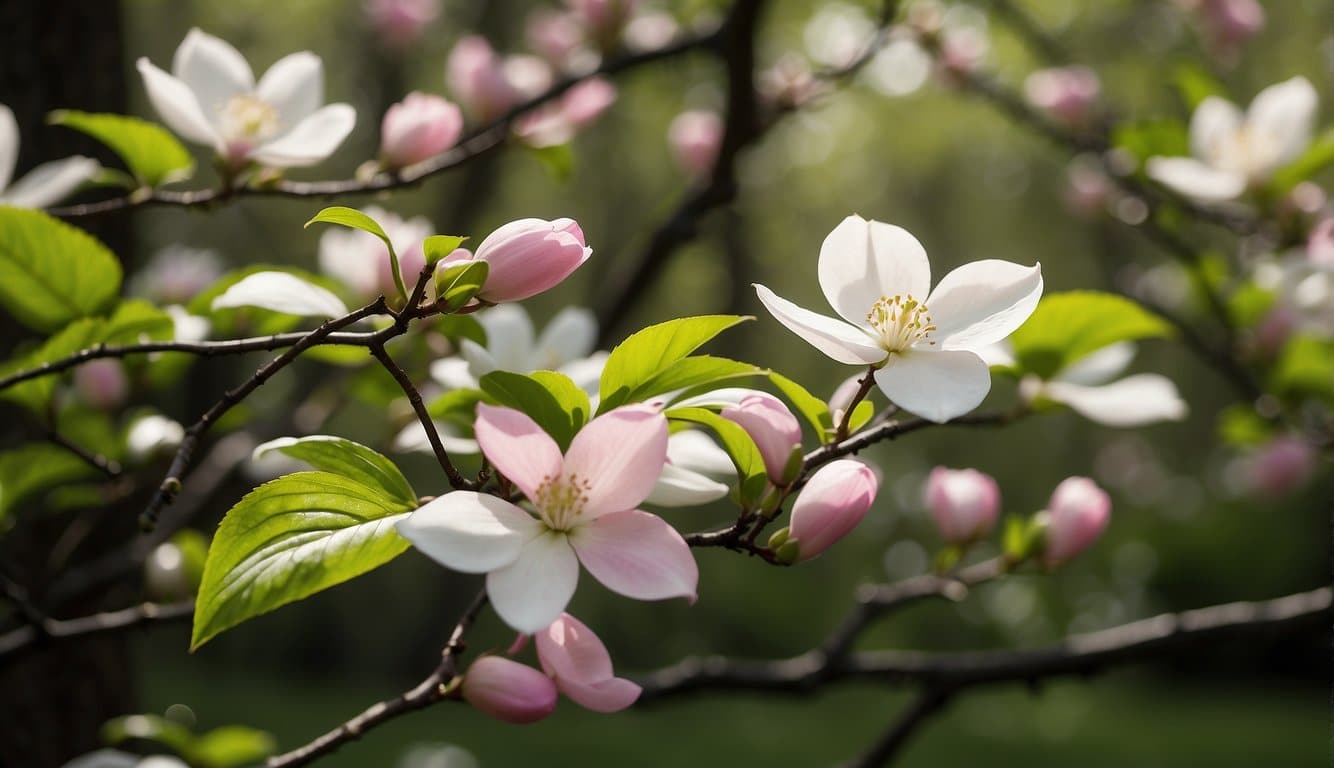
866 293 936 352
220 94 280 142
534 472 592 531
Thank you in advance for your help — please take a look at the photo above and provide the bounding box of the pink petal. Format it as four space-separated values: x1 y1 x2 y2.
535 613 641 713
570 509 697 602
562 405 668 518
474 403 564 503
555 676 642 713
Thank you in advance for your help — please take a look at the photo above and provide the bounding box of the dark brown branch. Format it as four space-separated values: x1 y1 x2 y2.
0 598 193 662
45 429 122 478
842 688 953 768
803 411 1013 475
369 344 472 490
264 589 489 768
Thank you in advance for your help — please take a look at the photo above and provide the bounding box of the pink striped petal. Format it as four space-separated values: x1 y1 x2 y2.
474 403 564 503
570 509 697 602
562 405 668 518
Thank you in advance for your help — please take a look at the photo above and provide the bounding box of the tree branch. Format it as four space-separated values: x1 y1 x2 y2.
0 598 193 663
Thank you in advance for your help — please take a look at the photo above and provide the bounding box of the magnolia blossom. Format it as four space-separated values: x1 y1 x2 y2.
138 29 355 170
1310 218 1334 268
0 104 98 208
446 36 522 122
1146 77 1317 202
379 92 463 169
923 467 999 545
645 430 733 507
514 78 617 148
131 245 222 304
1180 0 1265 59
74 359 129 411
786 459 878 561
527 9 585 69
398 404 698 632
430 304 607 395
567 0 637 51
461 656 558 724
318 206 431 300
1039 477 1111 566
365 0 441 48
1251 252 1334 342
441 217 591 304
755 215 1043 423
535 613 640 712
1245 435 1316 497
667 110 723 179
720 391 802 483
1024 66 1100 127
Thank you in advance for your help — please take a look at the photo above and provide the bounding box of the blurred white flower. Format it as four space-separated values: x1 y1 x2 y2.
0 104 98 208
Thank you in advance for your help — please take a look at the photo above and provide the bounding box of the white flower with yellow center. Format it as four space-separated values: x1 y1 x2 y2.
137 29 356 170
754 214 1043 423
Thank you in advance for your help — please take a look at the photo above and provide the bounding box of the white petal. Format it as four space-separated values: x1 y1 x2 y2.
1190 96 1242 165
172 28 254 125
534 307 597 368
397 492 537 573
927 260 1043 351
391 421 479 455
754 284 887 365
487 530 579 633
1246 76 1318 170
818 215 932 324
668 429 739 478
317 227 379 297
478 304 536 371
1043 374 1187 427
136 58 222 148
1145 157 1247 202
645 463 730 507
458 339 499 381
1 156 99 209
249 103 356 167
1055 342 1135 386
429 357 479 390
256 52 324 128
975 341 1015 368
874 349 991 423
211 271 349 318
0 104 17 191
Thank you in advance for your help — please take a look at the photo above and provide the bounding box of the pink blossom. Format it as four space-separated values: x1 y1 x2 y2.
923 467 1000 545
1063 155 1114 218
74 359 128 411
461 656 558 724
1247 435 1316 497
365 0 440 48
380 92 463 169
721 391 803 483
567 0 637 51
515 78 617 148
1024 66 1100 127
787 460 878 561
398 403 697 632
1253 305 1298 357
527 9 584 68
1187 0 1265 59
318 206 432 300
1309 218 1334 268
1040 477 1111 565
535 613 641 712
667 110 723 179
447 36 520 122
443 217 591 304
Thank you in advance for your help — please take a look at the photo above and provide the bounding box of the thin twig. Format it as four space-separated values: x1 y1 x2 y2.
369 344 473 490
841 688 953 768
0 598 193 662
45 430 122 478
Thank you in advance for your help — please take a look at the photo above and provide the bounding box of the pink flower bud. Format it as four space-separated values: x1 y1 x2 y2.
923 467 1000 545
788 460 878 561
461 656 558 724
468 217 591 302
380 92 463 169
536 613 641 713
1253 305 1297 358
365 0 440 48
938 27 986 79
1063 155 1114 217
447 36 519 122
527 9 584 68
720 392 803 482
74 359 129 410
1040 477 1111 565
515 78 617 148
567 0 637 51
1194 0 1265 55
1309 217 1334 268
667 110 723 179
1024 66 1100 127
1247 435 1316 497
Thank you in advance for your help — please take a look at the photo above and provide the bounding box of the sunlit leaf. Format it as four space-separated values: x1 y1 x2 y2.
0 207 122 332
50 110 194 186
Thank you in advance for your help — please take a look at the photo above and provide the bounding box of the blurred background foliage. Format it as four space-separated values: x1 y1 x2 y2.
4 0 1331 765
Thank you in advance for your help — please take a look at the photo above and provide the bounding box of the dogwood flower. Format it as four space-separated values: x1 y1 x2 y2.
137 29 356 171
430 304 607 395
755 215 1042 423
1146 76 1317 202
398 403 698 632
535 613 641 712
0 104 99 208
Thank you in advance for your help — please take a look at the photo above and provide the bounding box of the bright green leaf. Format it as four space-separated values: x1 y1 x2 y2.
1270 335 1334 402
1171 64 1227 111
0 318 102 413
479 370 589 451
50 110 194 186
252 435 417 507
423 234 468 266
666 406 768 505
530 143 574 181
1271 128 1334 194
0 443 99 521
190 725 277 768
102 714 195 755
191 471 414 649
1216 403 1275 447
428 387 486 424
598 315 750 413
434 259 488 312
0 207 122 332
1111 119 1189 164
630 356 765 408
768 372 835 443
103 299 175 344
1009 291 1173 379
305 206 406 299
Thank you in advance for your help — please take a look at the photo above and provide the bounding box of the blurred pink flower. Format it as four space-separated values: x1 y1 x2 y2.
447 36 521 122
365 0 440 48
527 9 584 68
667 110 723 179
924 467 1000 545
1247 435 1316 497
1024 66 1100 127
515 78 617 147
1040 477 1111 565
74 359 129 411
1308 218 1334 268
379 92 463 169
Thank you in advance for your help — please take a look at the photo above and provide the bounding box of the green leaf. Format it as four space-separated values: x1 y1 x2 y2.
846 400 874 434
50 110 194 186
1111 119 1189 164
530 143 575 181
479 370 589 451
598 315 750 413
423 234 468 266
305 206 406 299
1270 128 1334 194
103 299 175 344
633 356 766 406
191 471 414 649
252 436 417 507
1216 403 1275 447
0 318 101 413
102 714 196 755
434 258 488 312
1009 291 1173 379
190 725 277 768
433 314 486 345
1171 64 1227 111
427 387 486 426
666 406 768 505
0 207 122 332
768 372 835 442
1270 335 1334 401
0 443 99 522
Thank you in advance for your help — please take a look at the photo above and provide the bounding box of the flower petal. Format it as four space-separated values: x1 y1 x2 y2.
396 491 536 573
645 463 731 507
256 52 324 128
1190 96 1242 165
211 271 349 318
535 614 641 713
1055 341 1135 386
136 58 222 147
819 215 931 324
570 509 697 602
874 349 991 423
1145 157 1247 202
754 284 887 365
556 676 642 713
249 103 356 167
1246 76 1317 170
0 104 17 191
487 530 579 633
478 304 536 371
172 29 254 127
1043 374 1187 427
562 405 668 518
927 260 1043 351
429 357 478 390
1 156 100 209
557 351 608 397
391 420 479 456
474 403 564 502
534 307 597 368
